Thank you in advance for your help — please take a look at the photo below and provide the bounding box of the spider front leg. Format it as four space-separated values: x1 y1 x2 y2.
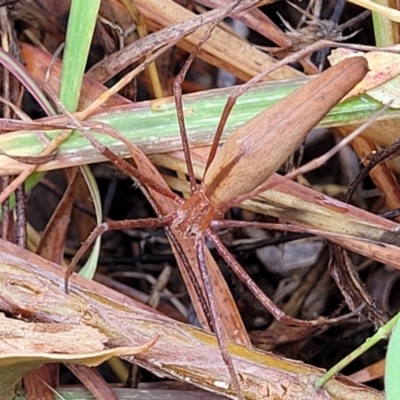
64 215 174 292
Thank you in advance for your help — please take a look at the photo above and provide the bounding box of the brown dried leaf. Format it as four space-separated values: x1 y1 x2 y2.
348 359 385 383
36 168 79 263
23 364 58 400
66 364 119 400
0 313 157 399
20 42 130 110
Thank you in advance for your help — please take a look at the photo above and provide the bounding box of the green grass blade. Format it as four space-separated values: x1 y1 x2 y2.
59 0 101 111
386 313 400 398
58 0 102 280
78 165 102 279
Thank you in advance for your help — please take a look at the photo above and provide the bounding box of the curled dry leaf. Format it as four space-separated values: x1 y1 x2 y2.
0 312 158 398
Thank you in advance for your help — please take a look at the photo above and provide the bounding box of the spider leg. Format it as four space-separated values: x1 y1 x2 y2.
64 215 174 292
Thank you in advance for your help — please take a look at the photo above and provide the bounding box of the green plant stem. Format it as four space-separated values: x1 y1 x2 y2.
316 312 400 388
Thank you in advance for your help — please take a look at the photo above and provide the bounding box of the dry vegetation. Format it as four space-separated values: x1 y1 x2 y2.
0 0 399 399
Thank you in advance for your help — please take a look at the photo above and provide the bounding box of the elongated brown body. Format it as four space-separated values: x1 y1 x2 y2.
203 56 368 206
174 56 368 235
